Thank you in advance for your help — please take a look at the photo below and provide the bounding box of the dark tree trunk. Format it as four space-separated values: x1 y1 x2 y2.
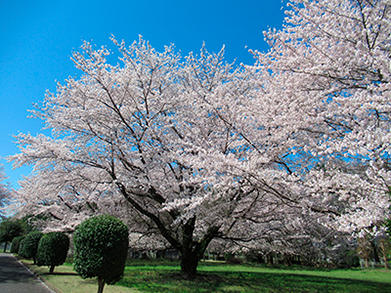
379 240 389 269
283 254 292 266
180 250 199 279
3 242 7 252
266 254 273 265
97 277 105 293
383 254 389 269
180 217 198 279
49 265 55 274
178 217 220 279
33 256 37 265
371 240 380 264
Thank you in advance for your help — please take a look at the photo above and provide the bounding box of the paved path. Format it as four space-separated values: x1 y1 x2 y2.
0 253 53 293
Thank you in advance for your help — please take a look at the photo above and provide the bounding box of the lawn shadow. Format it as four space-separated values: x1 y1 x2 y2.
40 272 79 276
119 270 391 293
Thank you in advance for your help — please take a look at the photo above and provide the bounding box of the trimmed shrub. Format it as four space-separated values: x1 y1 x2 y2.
18 231 43 264
74 215 128 293
37 232 70 273
10 235 25 253
18 237 26 255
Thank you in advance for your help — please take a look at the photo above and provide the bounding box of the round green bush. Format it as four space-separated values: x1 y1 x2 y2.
18 237 26 254
10 235 25 253
73 215 128 292
37 232 70 273
18 231 43 264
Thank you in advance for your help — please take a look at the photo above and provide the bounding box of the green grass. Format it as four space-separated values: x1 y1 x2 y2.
21 260 138 293
21 258 391 293
119 260 391 293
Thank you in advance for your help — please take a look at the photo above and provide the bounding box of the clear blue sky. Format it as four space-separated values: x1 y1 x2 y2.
0 0 285 189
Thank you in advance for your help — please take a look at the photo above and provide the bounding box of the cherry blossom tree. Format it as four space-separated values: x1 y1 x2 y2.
0 165 12 219
10 0 391 277
12 36 324 276
12 38 263 277
247 0 391 234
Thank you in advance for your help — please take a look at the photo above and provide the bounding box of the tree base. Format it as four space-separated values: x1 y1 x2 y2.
180 254 198 280
97 277 105 293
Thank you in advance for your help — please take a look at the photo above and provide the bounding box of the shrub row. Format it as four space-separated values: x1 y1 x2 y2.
16 231 69 273
12 215 128 293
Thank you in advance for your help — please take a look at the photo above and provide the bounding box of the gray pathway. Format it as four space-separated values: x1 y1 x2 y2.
0 253 53 293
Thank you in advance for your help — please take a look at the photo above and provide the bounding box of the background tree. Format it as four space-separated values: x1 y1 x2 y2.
20 214 51 233
251 0 391 233
0 218 24 252
73 215 128 293
36 232 70 273
18 231 43 264
0 165 12 219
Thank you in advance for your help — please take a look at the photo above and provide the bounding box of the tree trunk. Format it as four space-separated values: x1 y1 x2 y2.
180 250 199 279
49 265 55 274
383 254 389 269
266 254 273 265
3 242 7 252
180 217 198 279
371 240 380 264
379 240 389 269
179 217 219 279
97 277 105 293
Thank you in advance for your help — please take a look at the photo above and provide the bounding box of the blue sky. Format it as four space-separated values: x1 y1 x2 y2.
0 0 285 189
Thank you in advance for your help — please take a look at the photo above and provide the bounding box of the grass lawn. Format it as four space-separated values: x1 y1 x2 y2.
21 260 138 293
21 258 391 293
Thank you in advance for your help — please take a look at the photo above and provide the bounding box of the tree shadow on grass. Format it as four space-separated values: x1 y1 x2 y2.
40 272 79 276
118 270 391 293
